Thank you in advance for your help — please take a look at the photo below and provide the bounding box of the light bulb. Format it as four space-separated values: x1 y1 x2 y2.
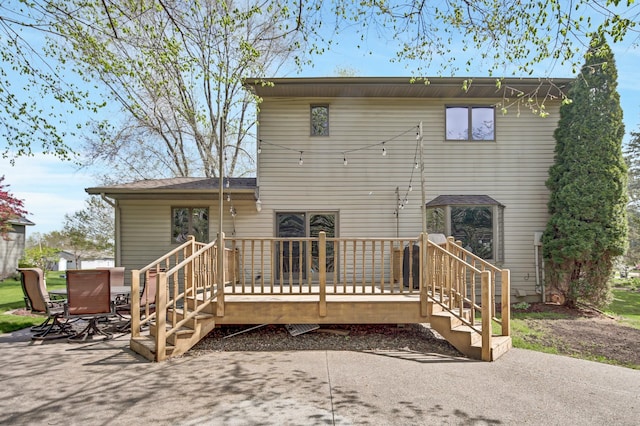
225 178 230 188
226 194 230 202
409 185 413 192
257 144 262 154
382 143 387 156
298 151 304 166
414 161 419 169
343 155 348 166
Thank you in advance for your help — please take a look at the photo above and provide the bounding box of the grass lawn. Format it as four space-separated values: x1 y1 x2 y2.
0 272 67 334
605 288 640 329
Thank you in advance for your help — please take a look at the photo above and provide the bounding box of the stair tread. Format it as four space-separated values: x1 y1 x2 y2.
131 335 176 350
168 308 214 319
470 335 512 349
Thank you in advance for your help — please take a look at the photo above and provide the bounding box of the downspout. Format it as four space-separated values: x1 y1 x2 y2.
100 193 121 267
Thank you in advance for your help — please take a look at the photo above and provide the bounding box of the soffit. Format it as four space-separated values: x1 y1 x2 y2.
245 77 572 99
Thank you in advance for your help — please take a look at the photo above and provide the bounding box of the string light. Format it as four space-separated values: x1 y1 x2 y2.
258 126 421 214
259 126 415 166
225 177 230 188
226 194 231 202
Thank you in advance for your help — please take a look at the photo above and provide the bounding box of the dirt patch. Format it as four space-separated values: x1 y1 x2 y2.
190 303 640 368
190 323 463 357
514 303 640 368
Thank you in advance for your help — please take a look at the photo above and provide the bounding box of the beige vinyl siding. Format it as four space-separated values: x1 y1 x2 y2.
117 199 270 283
256 97 560 299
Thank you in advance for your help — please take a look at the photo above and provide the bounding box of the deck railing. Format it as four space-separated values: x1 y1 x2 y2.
226 235 424 295
131 232 509 361
129 236 235 359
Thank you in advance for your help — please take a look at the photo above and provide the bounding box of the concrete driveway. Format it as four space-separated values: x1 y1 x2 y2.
0 328 638 425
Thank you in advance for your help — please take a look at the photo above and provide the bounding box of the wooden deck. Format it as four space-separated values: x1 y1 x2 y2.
128 233 512 362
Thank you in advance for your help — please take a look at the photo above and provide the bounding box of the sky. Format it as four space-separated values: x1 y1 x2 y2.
1 8 640 237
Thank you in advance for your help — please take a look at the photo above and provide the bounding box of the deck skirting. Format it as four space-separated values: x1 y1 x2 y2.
209 299 429 325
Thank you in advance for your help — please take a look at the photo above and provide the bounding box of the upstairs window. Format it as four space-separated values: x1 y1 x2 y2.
311 105 329 136
445 106 495 141
172 207 209 243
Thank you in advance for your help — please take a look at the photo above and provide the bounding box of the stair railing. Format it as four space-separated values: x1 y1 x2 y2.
130 236 203 340
130 236 234 360
424 234 510 359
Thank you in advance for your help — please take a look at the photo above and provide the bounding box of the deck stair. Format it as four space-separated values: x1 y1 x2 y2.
429 310 512 361
127 233 512 362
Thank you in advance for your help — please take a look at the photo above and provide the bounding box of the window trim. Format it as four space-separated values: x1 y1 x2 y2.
445 105 496 142
310 104 330 136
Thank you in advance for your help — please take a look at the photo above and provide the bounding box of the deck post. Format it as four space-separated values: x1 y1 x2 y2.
156 271 168 362
481 270 492 361
131 270 141 339
216 232 225 316
319 231 327 317
501 269 511 336
186 236 194 299
420 233 429 317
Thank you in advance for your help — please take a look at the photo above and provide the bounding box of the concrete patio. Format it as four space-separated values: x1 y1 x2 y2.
0 328 638 425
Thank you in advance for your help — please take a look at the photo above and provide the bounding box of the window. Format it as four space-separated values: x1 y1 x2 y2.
172 207 209 243
426 195 504 262
445 106 495 141
311 105 329 136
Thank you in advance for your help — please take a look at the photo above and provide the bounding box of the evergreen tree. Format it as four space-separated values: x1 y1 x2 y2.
624 131 640 266
542 35 628 307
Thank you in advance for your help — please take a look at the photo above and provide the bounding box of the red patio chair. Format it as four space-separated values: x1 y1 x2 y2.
65 269 114 342
17 268 72 340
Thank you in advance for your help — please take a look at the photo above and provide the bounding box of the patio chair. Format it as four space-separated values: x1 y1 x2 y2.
17 268 72 340
115 269 158 332
65 269 114 342
98 266 128 306
97 266 125 287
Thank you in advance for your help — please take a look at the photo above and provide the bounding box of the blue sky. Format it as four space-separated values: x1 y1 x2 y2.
2 21 639 236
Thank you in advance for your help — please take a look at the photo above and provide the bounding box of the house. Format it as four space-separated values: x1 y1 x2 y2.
57 250 115 271
85 77 570 361
0 217 35 280
87 77 569 301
